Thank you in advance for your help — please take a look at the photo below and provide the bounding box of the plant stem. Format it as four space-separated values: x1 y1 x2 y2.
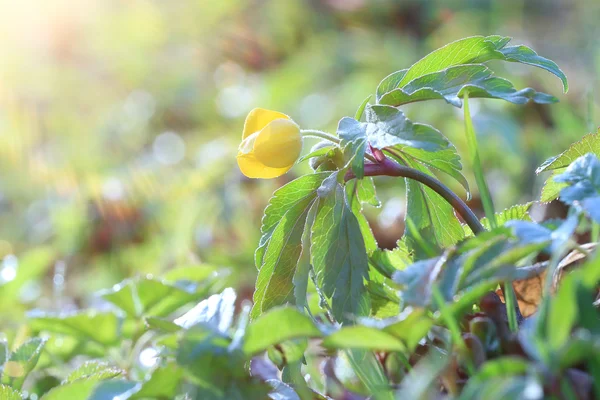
300 129 340 144
463 92 522 331
462 93 496 228
345 157 484 235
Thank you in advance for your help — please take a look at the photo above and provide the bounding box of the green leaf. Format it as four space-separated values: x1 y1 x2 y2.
382 309 433 351
392 145 470 199
174 288 236 333
252 206 310 319
354 95 372 121
338 105 450 179
255 173 329 269
356 178 380 207
540 170 568 203
2 338 46 389
367 281 400 319
323 326 406 352
537 132 600 202
464 203 533 236
378 64 556 107
292 203 317 311
311 185 371 323
369 244 412 279
131 363 183 400
554 153 600 222
499 43 568 92
243 307 321 356
100 277 207 318
252 174 329 319
376 35 567 101
0 384 22 400
64 361 124 384
28 310 121 346
537 132 600 174
365 105 449 151
41 380 96 400
344 349 394 400
402 158 465 253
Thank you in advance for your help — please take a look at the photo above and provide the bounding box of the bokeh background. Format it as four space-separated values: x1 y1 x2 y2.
0 0 598 327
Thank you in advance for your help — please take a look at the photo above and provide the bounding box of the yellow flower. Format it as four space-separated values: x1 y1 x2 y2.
237 108 302 179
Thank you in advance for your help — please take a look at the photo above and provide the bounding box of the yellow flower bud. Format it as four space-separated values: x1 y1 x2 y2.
237 108 302 179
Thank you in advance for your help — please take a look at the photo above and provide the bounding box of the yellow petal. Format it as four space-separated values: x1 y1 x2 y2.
237 151 292 179
254 119 302 168
242 108 290 139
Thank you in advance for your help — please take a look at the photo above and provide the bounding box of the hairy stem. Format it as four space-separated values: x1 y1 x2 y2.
345 157 484 235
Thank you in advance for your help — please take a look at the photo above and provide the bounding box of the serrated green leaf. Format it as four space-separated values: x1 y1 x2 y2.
402 158 465 253
2 338 46 389
64 361 124 384
255 173 329 269
499 44 568 92
464 203 533 236
379 64 556 107
339 105 450 179
538 133 600 202
292 203 317 311
365 105 449 151
357 178 380 207
323 326 405 352
377 35 567 102
540 169 568 202
243 307 321 356
28 310 121 346
0 384 22 400
311 185 370 323
252 206 310 320
393 145 470 199
537 132 600 174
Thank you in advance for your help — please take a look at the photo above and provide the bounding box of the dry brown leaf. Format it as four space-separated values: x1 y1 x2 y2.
496 243 597 317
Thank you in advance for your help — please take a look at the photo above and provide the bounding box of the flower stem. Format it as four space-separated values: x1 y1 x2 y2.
345 157 484 235
463 92 522 330
300 129 340 144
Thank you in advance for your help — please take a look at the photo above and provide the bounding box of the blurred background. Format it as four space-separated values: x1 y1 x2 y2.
0 0 598 326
